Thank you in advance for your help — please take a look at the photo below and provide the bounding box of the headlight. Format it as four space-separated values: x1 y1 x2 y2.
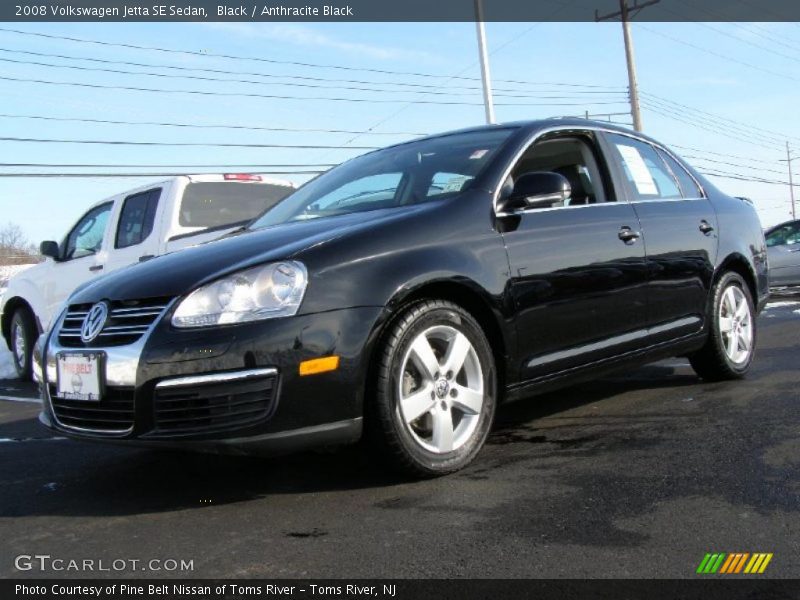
172 261 308 328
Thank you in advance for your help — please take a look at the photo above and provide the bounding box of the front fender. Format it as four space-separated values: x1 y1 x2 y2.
1 274 49 346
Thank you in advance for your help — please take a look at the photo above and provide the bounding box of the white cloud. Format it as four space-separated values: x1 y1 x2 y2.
202 23 436 62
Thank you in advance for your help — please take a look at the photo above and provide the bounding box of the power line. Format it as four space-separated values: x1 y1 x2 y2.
665 142 785 166
0 135 380 150
0 113 426 137
0 26 622 90
700 168 798 187
681 154 800 178
0 55 630 101
643 92 800 146
0 46 626 96
641 98 786 148
641 102 781 151
0 74 630 107
639 25 800 84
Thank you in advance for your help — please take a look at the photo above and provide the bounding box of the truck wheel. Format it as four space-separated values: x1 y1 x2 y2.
689 272 756 381
367 299 497 477
10 308 38 381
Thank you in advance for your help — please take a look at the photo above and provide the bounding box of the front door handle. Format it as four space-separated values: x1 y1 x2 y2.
699 220 715 235
89 265 104 272
618 226 641 244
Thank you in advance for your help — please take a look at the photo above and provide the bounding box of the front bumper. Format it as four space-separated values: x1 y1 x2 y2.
38 305 384 454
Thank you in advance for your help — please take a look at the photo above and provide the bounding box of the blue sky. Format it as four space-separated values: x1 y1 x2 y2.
0 20 798 245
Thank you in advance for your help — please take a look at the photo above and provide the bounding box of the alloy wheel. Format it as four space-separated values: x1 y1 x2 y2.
397 325 485 454
719 285 753 365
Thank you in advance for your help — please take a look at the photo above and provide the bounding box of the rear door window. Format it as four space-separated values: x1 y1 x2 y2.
607 134 682 201
115 188 161 249
656 149 704 199
180 182 293 228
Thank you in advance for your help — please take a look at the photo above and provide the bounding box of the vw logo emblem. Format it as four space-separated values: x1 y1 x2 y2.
80 302 109 343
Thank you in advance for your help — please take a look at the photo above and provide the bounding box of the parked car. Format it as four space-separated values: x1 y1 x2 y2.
34 120 768 476
764 219 800 289
2 174 294 379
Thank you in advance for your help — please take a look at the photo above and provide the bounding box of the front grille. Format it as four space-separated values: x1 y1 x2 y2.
152 374 277 436
59 297 171 347
50 385 134 433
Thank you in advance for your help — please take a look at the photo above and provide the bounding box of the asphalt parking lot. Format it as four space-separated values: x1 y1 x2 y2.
1 297 799 579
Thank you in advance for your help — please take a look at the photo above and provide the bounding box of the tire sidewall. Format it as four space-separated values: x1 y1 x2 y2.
10 310 34 379
710 272 756 375
382 303 496 474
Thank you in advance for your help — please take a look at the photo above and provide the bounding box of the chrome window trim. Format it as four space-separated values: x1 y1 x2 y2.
155 367 278 389
492 124 707 217
601 129 708 201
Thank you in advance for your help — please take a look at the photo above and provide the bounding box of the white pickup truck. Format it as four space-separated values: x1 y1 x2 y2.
1 173 295 379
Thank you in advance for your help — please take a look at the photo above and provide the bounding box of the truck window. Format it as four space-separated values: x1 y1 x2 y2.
116 188 161 249
64 203 113 260
179 182 293 229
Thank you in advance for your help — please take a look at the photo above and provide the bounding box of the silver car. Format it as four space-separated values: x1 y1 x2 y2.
766 219 800 288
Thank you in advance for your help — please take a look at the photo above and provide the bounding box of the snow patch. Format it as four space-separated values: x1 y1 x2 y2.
765 300 800 309
0 346 15 379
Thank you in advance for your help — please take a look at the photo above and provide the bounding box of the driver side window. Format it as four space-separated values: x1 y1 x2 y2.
64 203 112 260
509 135 610 208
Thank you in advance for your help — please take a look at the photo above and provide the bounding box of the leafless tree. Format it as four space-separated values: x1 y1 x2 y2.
0 223 40 266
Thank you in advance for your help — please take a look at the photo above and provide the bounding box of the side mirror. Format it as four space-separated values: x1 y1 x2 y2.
40 241 60 260
500 171 571 213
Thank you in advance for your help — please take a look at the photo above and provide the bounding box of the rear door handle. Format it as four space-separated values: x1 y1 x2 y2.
618 226 641 244
89 265 104 272
139 255 155 262
699 220 715 235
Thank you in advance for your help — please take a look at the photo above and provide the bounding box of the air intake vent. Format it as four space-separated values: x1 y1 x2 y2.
152 371 277 436
50 385 134 433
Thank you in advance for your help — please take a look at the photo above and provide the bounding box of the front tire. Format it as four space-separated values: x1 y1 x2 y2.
10 308 38 381
367 300 497 477
689 272 756 381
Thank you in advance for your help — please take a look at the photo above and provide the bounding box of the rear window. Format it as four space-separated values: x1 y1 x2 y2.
179 182 293 228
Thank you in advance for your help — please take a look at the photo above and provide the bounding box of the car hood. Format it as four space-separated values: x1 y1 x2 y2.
70 207 428 305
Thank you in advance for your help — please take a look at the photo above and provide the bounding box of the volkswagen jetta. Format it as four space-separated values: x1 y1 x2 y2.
35 119 769 476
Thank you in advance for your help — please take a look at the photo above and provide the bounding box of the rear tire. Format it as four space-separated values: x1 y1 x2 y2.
689 272 756 381
367 300 497 477
10 308 38 381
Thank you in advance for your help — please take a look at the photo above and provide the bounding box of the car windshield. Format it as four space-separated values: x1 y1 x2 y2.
250 128 516 229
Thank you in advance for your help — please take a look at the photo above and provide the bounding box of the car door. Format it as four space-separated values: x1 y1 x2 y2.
499 131 648 381
766 221 800 286
601 132 718 343
45 202 114 317
103 187 164 272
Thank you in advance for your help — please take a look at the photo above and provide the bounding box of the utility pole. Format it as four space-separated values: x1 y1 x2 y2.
596 0 659 132
474 0 496 124
785 142 796 220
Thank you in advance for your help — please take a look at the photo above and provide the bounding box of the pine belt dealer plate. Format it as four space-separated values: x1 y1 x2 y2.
56 352 105 401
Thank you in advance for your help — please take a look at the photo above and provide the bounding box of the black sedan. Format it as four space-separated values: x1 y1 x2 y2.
35 119 769 476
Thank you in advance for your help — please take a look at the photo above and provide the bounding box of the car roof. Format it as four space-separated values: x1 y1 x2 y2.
376 118 658 152
765 219 800 234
